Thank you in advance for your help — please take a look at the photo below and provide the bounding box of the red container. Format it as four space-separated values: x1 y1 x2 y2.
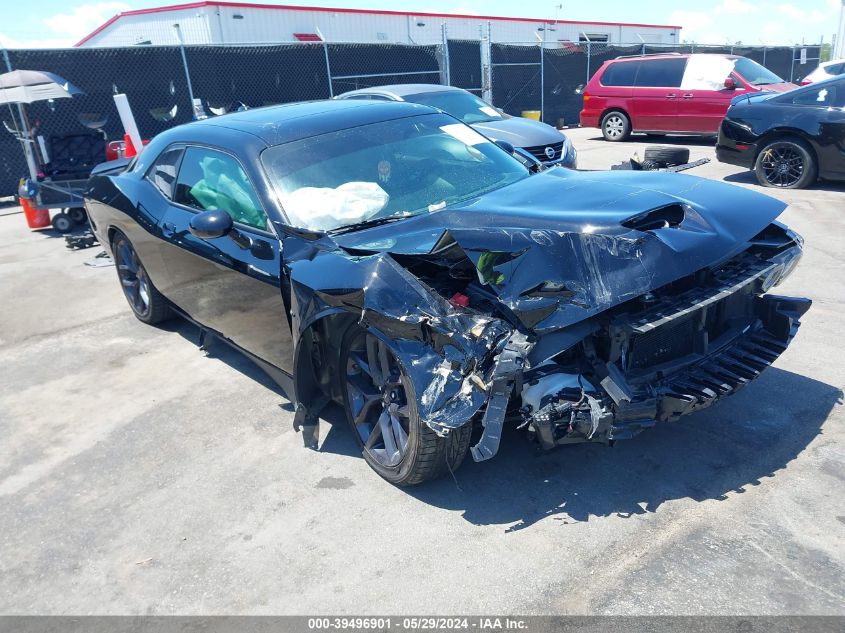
106 140 124 161
21 197 51 229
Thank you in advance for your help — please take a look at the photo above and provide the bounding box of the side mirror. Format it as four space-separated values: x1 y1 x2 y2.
189 209 232 239
495 139 515 155
724 77 737 90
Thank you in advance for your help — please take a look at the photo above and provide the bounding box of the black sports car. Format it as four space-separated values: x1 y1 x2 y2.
717 74 845 188
85 100 810 485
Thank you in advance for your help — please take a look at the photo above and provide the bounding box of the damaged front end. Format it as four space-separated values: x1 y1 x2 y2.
285 168 811 467
519 225 810 452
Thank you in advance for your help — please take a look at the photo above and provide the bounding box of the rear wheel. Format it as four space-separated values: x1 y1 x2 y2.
69 207 88 224
340 328 471 486
112 232 173 325
601 110 631 142
754 138 817 189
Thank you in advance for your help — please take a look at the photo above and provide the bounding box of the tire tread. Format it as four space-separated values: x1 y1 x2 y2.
339 328 472 486
112 231 173 325
643 145 690 167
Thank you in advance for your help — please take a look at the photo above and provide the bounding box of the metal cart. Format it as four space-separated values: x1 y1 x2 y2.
25 177 89 233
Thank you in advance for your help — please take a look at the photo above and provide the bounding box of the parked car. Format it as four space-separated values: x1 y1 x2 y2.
580 53 797 141
85 100 810 485
716 75 845 189
336 84 577 168
800 59 845 84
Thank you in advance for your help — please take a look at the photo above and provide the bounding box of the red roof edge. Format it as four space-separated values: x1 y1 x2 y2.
75 2 209 46
75 1 682 47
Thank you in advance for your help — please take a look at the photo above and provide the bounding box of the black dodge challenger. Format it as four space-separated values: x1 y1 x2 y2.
85 100 811 485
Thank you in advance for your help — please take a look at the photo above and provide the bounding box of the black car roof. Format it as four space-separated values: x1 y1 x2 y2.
192 99 436 146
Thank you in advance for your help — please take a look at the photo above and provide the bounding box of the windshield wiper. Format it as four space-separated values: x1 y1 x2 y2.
328 214 412 235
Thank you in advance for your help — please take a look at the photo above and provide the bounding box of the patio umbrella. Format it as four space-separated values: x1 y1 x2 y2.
0 70 82 105
1 70 82 179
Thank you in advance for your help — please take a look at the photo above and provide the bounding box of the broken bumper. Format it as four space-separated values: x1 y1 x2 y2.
523 238 811 452
611 293 811 438
528 290 810 452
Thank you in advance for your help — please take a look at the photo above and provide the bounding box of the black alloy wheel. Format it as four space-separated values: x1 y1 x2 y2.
340 328 471 485
112 232 172 324
755 139 816 189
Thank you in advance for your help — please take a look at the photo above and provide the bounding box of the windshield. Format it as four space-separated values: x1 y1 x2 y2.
733 57 786 86
261 113 528 232
405 90 504 124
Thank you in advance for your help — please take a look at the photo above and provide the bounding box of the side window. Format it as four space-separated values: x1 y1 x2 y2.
829 63 845 76
791 84 840 107
174 147 268 231
145 147 183 199
635 58 687 88
343 94 392 101
600 61 640 86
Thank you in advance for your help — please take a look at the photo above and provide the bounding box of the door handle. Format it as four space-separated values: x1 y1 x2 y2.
666 93 677 99
162 222 176 238
682 93 694 99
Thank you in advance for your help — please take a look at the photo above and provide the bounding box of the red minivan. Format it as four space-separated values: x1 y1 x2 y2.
580 53 796 141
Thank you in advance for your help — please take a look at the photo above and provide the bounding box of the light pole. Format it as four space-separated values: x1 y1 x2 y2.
536 22 556 123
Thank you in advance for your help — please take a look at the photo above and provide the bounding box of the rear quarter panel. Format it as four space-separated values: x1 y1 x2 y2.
85 172 172 290
580 64 634 127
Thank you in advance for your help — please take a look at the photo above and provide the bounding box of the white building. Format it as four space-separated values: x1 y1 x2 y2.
75 1 681 48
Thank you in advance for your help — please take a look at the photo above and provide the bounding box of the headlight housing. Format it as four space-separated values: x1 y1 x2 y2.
561 135 577 166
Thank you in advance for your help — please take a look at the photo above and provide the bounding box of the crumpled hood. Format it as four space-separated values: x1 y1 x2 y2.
333 168 787 333
471 116 565 148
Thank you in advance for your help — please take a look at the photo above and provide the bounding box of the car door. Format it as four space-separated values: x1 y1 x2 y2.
158 144 294 372
630 57 687 131
677 56 749 133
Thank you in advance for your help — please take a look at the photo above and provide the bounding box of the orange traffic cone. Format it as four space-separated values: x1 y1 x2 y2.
124 133 137 158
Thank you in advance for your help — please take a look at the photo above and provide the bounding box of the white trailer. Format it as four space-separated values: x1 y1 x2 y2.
75 1 681 48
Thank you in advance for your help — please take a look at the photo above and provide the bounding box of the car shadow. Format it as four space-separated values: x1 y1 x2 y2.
164 319 284 395
158 318 840 528
164 317 366 459
405 367 841 530
724 171 845 192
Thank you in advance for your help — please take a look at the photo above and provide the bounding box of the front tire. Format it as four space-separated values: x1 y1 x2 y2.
340 328 471 486
754 138 817 189
601 110 631 142
112 232 173 325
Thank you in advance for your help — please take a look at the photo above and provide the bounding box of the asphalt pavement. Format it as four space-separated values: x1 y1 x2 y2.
0 128 842 614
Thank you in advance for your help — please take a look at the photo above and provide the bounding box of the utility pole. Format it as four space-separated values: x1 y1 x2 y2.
173 23 197 116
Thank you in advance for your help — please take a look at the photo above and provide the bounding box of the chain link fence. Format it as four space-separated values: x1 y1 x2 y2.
0 40 825 196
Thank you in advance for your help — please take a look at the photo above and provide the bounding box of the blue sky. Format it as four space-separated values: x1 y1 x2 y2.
0 0 841 48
